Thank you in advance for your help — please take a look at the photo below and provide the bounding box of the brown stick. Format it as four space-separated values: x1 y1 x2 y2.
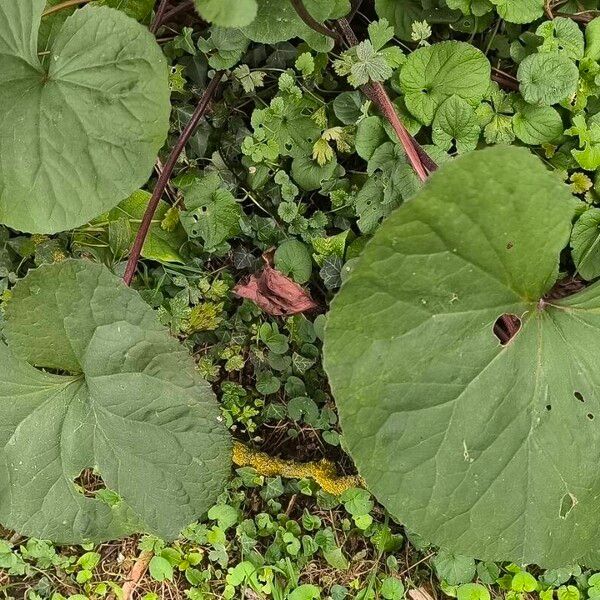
336 18 434 180
289 0 341 40
491 67 519 91
156 0 195 28
41 0 91 17
122 551 153 600
123 72 224 285
150 0 170 33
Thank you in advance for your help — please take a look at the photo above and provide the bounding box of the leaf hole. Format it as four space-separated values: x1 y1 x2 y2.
587 413 594 420
559 492 577 519
493 313 521 345
545 404 551 411
574 391 585 402
74 468 107 499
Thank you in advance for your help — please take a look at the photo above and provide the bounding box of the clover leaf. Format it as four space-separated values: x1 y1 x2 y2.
0 259 230 543
0 0 170 234
323 145 600 567
400 41 491 125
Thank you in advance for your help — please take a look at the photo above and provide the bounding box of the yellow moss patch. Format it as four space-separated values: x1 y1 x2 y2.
232 441 362 496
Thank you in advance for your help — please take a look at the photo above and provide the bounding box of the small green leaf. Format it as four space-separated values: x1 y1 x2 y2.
456 583 491 600
432 551 476 585
194 0 257 27
432 95 481 153
571 208 600 280
274 239 313 284
536 17 584 60
489 0 544 23
381 577 405 600
149 555 173 582
518 52 579 106
513 102 563 144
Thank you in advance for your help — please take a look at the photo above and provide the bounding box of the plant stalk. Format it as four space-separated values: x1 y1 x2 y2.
150 0 170 33
289 0 340 40
123 71 224 286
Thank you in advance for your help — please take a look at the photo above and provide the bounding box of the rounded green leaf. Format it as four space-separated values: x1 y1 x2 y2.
517 52 579 106
489 0 544 24
194 0 258 27
0 0 170 233
322 146 600 567
400 41 491 125
0 259 230 543
513 103 563 145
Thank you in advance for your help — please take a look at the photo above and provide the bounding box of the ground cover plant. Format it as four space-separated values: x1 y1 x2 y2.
5 0 600 598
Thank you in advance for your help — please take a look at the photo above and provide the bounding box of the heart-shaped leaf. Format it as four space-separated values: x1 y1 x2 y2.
0 260 230 543
322 146 600 567
0 0 170 233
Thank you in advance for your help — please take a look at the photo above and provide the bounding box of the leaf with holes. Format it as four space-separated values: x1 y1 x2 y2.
0 0 170 233
323 146 600 567
0 259 230 544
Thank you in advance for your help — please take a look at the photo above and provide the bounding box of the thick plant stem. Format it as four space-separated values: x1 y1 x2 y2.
122 551 152 600
233 441 362 495
337 18 434 180
123 72 224 286
150 0 170 33
41 0 91 17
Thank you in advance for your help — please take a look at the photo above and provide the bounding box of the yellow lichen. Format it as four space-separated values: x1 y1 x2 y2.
232 441 362 496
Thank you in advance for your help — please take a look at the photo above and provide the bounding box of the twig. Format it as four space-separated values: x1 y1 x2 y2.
41 0 91 17
123 72 224 285
156 0 195 28
289 0 341 40
150 0 170 33
491 67 519 91
337 17 434 180
122 551 152 600
557 10 600 23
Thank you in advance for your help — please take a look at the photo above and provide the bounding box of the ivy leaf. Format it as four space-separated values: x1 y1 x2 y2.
536 17 584 60
0 1 170 233
108 191 187 265
513 102 563 145
180 173 242 251
571 208 600 280
0 260 230 543
194 0 258 27
323 146 600 568
488 0 544 23
431 95 481 153
517 52 579 106
400 41 491 125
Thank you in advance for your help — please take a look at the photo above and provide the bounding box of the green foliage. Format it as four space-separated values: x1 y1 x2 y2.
0 0 170 233
0 260 230 543
400 41 491 125
324 146 599 567
518 52 579 106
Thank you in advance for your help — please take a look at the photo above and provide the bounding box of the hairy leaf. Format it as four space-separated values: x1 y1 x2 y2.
322 146 600 567
518 52 579 106
400 41 491 125
0 0 170 233
0 260 230 543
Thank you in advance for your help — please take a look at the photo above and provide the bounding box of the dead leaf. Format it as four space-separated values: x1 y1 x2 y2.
233 264 317 316
409 588 435 600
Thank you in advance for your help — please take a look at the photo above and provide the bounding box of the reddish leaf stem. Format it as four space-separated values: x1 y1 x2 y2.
123 72 224 286
150 0 170 33
336 17 434 181
289 0 340 40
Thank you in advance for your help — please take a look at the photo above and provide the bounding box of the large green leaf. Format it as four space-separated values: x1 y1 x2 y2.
0 260 230 543
322 146 600 567
0 0 170 233
400 41 491 125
